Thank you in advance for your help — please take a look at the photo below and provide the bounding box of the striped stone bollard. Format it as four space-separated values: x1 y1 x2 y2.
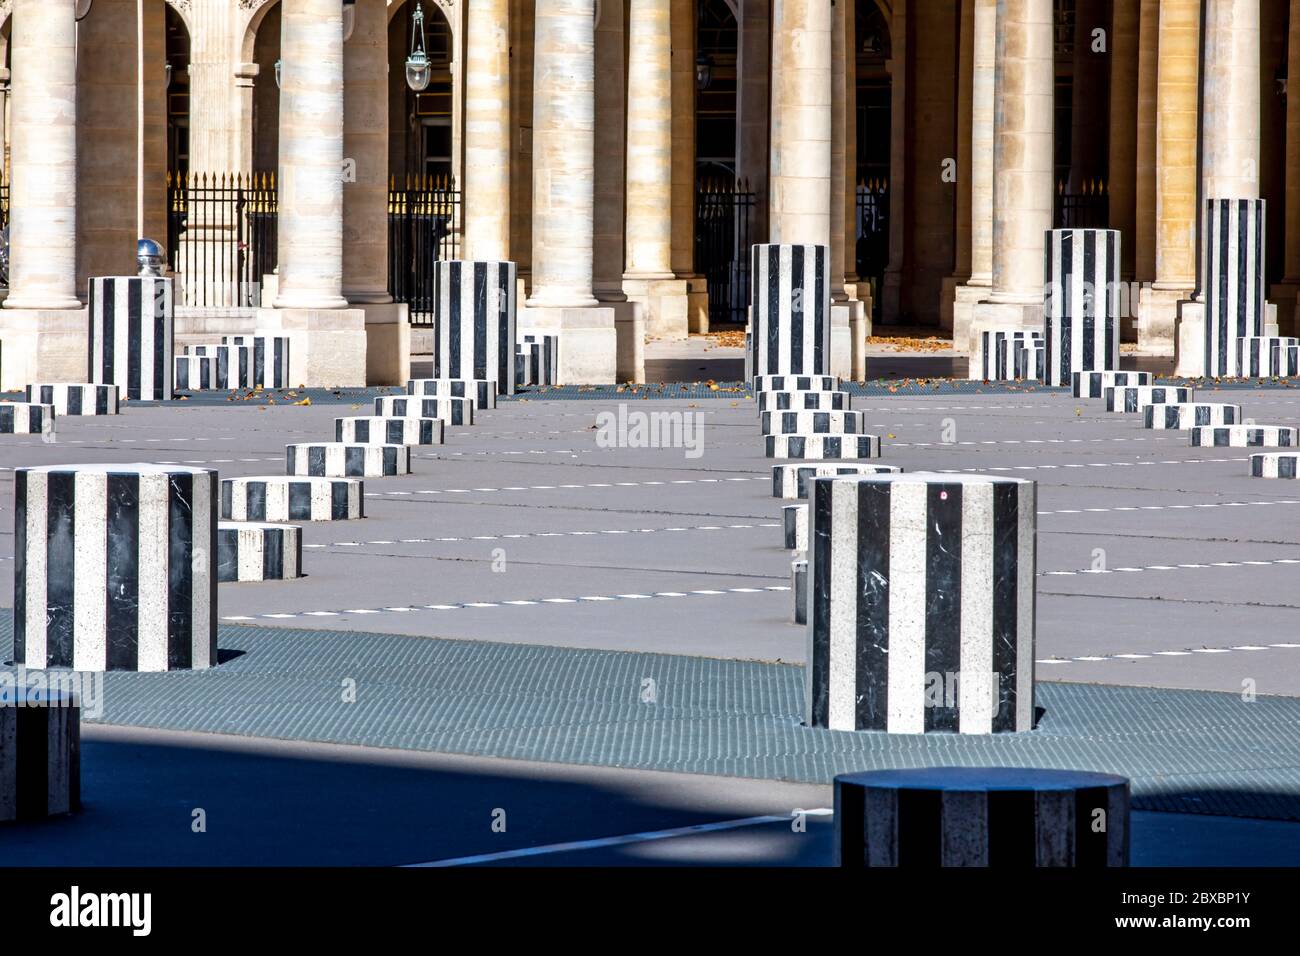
1236 336 1300 378
0 688 80 822
515 335 560 387
374 395 474 427
1102 385 1194 413
749 244 833 379
217 522 303 583
88 275 174 401
25 384 118 416
760 409 866 436
975 329 1042 381
1072 370 1152 398
0 402 55 436
285 443 411 478
766 434 882 460
1250 452 1300 478
1143 403 1242 430
433 261 517 394
756 389 851 412
834 767 1130 866
222 335 291 389
792 557 808 625
806 473 1035 734
335 416 444 445
1043 228 1122 386
407 378 497 410
175 346 254 390
14 464 217 671
221 476 364 522
772 463 903 500
782 504 808 551
1191 425 1298 448
752 374 839 393
1203 198 1266 377
1015 339 1046 381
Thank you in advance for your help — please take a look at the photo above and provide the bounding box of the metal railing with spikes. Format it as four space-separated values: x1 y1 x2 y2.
695 177 757 327
1055 177 1109 229
167 170 278 310
388 174 461 326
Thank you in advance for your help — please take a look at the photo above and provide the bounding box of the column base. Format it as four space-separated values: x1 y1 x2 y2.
969 300 1043 379
685 276 710 334
939 275 967 332
1174 300 1206 378
518 305 618 384
254 307 368 387
831 301 866 381
1136 286 1189 357
623 276 691 340
607 299 646 384
951 283 991 356
0 308 89 392
354 301 410 387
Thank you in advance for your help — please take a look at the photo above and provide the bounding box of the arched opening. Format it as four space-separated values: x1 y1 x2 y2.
165 4 191 176
696 0 738 184
251 1 281 174
388 0 454 183
855 0 891 307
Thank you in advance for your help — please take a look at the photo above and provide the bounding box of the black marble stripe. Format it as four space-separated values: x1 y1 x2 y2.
14 469 26 662
105 473 140 671
167 473 193 669
987 789 1036 867
15 706 49 820
991 481 1020 732
45 472 76 669
856 481 892 731
897 788 941 866
1074 786 1111 867
924 483 962 732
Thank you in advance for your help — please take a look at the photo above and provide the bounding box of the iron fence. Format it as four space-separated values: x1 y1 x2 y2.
389 175 461 326
167 171 278 309
855 178 890 299
1055 178 1109 229
695 179 757 327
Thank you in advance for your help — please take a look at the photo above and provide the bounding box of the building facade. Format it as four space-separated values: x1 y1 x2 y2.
0 0 1292 386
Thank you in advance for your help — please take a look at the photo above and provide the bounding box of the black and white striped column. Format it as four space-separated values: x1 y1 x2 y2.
1143 403 1242 429
1250 452 1300 478
1102 385 1194 413
285 443 411 478
1203 198 1266 377
757 389 851 411
14 463 217 671
1072 370 1152 398
793 557 808 625
88 276 174 401
176 346 254 390
760 410 866 436
25 384 118 416
976 329 1042 381
335 416 444 445
773 463 903 499
374 395 474 427
0 402 54 435
217 522 303 582
753 374 839 393
1043 229 1121 386
515 335 560 387
806 473 1036 734
834 767 1130 866
1191 425 1298 447
433 261 517 394
766 434 881 460
1015 340 1046 381
408 378 497 409
221 476 363 521
1236 336 1300 378
0 688 80 822
783 504 808 551
749 244 833 378
223 335 291 388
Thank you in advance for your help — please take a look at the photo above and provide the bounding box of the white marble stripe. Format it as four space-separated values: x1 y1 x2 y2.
887 480 927 733
72 473 107 672
136 473 170 672
826 478 859 731
192 474 214 669
959 481 994 734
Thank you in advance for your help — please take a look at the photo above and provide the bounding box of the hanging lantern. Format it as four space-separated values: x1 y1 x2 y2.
405 2 432 93
695 53 713 92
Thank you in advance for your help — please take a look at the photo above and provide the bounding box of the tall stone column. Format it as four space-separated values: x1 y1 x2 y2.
0 0 86 389
464 0 512 261
769 0 833 246
952 0 995 353
344 0 407 385
669 0 707 333
523 0 616 383
942 0 975 334
1275 0 1300 331
1201 0 1260 202
970 0 1054 348
186 0 240 176
1108 0 1140 282
736 0 771 243
1134 0 1160 285
1137 0 1199 356
623 0 688 339
257 0 366 386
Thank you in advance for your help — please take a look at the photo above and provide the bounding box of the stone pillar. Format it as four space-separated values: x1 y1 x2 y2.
1277 0 1300 332
522 0 616 383
669 0 707 333
1134 0 1159 285
623 0 688 340
1201 0 1261 202
736 0 771 242
344 0 407 386
1109 0 1140 282
952 0 995 354
464 0 512 261
0 0 86 390
970 0 1054 349
186 0 240 175
770 0 833 246
942 0 976 333
1139 0 1199 359
256 0 366 386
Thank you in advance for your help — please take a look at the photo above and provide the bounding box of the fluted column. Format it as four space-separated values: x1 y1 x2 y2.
1134 0 1159 284
954 0 998 353
624 0 673 279
1109 0 1140 281
528 0 597 308
770 0 833 246
5 0 79 311
1201 0 1261 202
464 0 512 262
342 0 390 304
274 0 347 310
